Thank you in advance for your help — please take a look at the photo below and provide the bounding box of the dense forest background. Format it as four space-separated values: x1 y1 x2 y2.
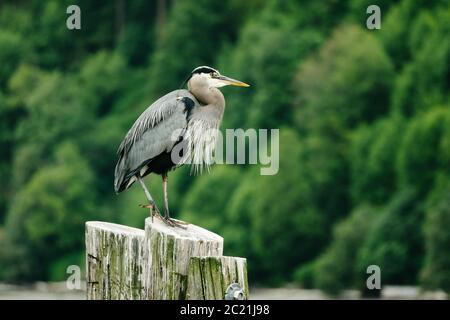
0 0 449 295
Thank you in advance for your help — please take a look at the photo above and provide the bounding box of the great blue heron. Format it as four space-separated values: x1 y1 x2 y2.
114 66 249 227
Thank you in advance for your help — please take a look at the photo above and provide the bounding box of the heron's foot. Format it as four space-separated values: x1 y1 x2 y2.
139 203 164 220
163 217 188 229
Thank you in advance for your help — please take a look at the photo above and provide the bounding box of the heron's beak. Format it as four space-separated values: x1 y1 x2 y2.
217 75 250 87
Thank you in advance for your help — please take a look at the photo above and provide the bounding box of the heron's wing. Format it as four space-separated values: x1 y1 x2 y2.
114 89 196 192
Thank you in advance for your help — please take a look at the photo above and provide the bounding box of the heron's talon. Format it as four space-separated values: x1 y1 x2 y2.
139 203 164 220
163 217 187 229
172 219 188 225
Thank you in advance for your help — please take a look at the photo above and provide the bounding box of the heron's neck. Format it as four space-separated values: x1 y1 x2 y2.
190 81 224 106
190 85 225 121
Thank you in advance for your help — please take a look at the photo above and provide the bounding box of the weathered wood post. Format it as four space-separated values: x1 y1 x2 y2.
142 217 223 299
85 217 249 300
85 222 145 299
186 256 249 300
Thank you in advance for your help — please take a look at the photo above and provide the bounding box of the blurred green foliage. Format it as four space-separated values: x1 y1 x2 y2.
0 0 449 295
350 115 405 205
421 178 450 292
357 189 424 286
295 205 378 295
294 25 393 133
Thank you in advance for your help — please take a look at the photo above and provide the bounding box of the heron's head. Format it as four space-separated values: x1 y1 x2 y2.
187 66 250 89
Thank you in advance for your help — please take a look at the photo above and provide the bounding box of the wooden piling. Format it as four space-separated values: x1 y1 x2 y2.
85 222 145 299
85 217 248 300
142 217 223 299
186 256 249 300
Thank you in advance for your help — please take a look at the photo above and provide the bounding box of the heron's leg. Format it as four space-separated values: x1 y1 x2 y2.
161 173 188 228
137 176 163 220
162 173 170 218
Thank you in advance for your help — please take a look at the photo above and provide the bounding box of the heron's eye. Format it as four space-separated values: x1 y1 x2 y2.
211 72 218 77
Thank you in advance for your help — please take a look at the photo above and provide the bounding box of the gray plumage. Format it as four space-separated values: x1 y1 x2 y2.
114 89 196 192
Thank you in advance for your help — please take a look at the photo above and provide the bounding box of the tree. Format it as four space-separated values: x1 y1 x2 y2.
0 143 96 281
392 7 450 116
8 65 94 191
77 51 127 115
397 108 450 197
357 189 424 288
350 115 405 205
294 24 394 134
298 205 377 295
380 0 445 70
0 31 28 88
421 179 450 293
